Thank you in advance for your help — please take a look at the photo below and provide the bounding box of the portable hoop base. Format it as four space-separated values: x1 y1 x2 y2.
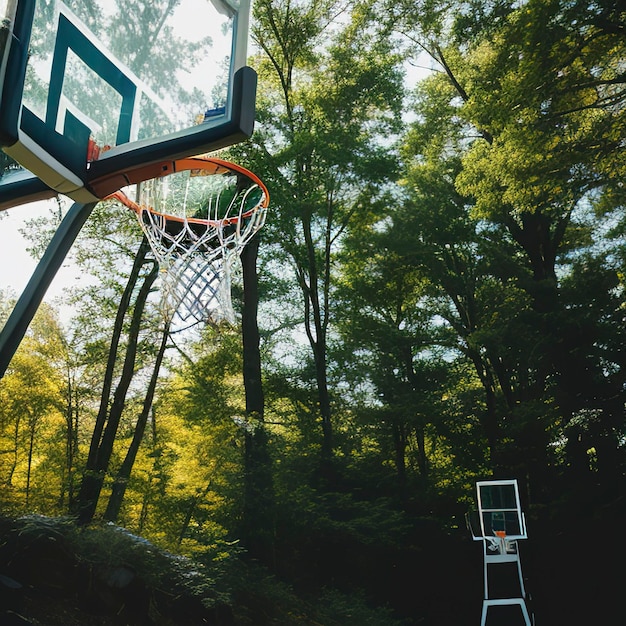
467 480 534 626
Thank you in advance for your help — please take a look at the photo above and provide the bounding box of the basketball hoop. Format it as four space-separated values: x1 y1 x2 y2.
489 529 516 555
106 156 269 328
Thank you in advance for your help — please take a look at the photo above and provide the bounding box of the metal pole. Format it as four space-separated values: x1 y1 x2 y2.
0 201 97 378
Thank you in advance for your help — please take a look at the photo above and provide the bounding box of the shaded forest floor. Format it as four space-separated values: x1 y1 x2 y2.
1 491 624 625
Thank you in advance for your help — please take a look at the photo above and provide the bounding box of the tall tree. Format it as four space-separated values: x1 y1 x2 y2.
0 303 66 503
239 235 275 564
393 0 626 488
248 0 404 468
103 321 170 522
336 222 456 503
74 238 159 524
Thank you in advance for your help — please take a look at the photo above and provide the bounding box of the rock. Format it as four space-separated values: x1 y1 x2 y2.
81 563 150 622
0 573 24 612
0 610 35 625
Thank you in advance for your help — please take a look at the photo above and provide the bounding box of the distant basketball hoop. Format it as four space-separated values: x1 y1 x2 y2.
467 479 534 626
106 156 269 328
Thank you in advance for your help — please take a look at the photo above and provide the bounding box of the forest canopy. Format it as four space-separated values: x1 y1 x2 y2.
0 1 625 624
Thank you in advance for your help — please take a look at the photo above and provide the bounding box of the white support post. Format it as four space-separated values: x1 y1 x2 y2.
481 598 532 626
468 480 533 626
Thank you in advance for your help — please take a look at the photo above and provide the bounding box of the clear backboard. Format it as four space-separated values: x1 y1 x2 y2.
0 0 255 205
476 479 527 539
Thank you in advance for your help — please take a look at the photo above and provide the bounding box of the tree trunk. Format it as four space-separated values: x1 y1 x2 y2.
414 422 429 480
68 384 80 508
60 366 77 508
391 420 408 503
6 415 20 486
25 419 35 507
314 341 334 463
297 211 334 466
84 238 152 471
138 415 159 535
240 237 274 565
466 347 501 469
75 251 158 525
176 479 215 549
103 322 169 522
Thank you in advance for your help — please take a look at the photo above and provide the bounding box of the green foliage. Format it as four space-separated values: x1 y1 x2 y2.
394 0 626 490
2 1 626 623
227 559 407 625
279 486 410 546
0 303 68 508
1 514 232 610
74 522 230 606
452 1 626 221
315 589 406 626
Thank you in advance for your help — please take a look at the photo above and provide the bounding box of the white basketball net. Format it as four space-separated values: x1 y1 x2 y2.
116 162 267 328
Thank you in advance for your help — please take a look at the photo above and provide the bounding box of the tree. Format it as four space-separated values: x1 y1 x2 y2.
157 325 246 553
103 321 169 522
393 0 626 490
247 0 404 468
58 335 88 509
0 303 66 506
334 150 513 501
74 237 159 525
236 234 276 564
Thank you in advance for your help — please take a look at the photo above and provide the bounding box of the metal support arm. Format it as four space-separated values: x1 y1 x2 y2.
0 201 97 378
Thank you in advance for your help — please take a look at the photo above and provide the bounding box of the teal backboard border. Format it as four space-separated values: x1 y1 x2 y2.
0 0 257 205
0 0 34 147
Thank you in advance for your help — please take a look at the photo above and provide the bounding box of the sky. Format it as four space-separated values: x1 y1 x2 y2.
0 200 81 323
